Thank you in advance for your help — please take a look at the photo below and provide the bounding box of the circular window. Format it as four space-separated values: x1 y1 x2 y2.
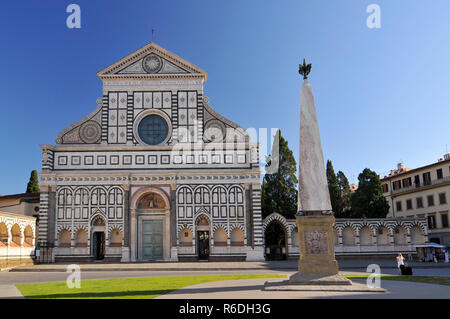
137 114 169 145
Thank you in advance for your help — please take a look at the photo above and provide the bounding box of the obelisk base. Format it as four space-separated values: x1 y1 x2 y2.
288 212 352 286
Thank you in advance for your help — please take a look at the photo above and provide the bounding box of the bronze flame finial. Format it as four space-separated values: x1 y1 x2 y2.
299 58 311 80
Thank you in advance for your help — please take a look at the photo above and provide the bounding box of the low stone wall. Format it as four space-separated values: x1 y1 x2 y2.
263 214 429 259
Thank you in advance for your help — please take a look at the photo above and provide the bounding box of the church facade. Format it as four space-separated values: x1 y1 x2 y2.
38 42 264 262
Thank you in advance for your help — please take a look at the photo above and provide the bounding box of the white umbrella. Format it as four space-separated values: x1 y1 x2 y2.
415 242 445 248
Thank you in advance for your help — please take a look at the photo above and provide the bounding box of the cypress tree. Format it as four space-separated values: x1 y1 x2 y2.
261 130 298 219
326 160 341 215
336 170 352 217
26 170 40 194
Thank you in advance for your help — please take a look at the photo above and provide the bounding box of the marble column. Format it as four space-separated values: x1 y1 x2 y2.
297 80 332 213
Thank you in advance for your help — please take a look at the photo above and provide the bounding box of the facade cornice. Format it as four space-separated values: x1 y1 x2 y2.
98 73 206 82
39 170 262 187
41 143 251 152
39 169 261 179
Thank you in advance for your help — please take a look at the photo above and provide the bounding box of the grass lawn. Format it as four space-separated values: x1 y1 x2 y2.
343 274 450 286
16 274 287 299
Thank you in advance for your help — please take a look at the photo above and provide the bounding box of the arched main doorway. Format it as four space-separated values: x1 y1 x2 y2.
264 221 287 260
130 188 171 262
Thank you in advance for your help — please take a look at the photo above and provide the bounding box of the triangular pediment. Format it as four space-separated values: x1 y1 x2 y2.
97 42 207 81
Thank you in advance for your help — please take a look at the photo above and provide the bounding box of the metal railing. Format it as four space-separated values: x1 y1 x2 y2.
34 242 54 264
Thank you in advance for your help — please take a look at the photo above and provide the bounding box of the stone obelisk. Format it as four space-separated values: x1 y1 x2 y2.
289 60 351 285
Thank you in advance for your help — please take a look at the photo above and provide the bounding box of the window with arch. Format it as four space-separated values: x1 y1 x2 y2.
212 186 227 218
194 186 211 214
91 187 107 208
73 187 89 220
176 184 246 228
57 188 73 220
213 228 227 246
177 186 193 219
74 229 88 247
228 186 245 219
58 229 71 247
230 228 245 246
108 188 124 219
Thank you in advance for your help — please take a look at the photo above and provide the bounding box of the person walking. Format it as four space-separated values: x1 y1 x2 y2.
396 253 405 274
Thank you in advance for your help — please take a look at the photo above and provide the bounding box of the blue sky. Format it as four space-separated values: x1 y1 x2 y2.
1 0 449 194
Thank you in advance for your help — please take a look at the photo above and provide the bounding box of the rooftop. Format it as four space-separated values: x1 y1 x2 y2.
381 154 450 181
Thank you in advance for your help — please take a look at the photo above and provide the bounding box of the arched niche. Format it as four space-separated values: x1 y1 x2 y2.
58 229 71 247
342 226 356 246
0 222 8 246
410 225 425 244
109 228 122 247
230 228 245 246
359 226 374 246
394 226 408 245
24 226 34 247
213 228 227 246
75 229 88 247
179 228 193 246
10 224 21 247
377 226 390 246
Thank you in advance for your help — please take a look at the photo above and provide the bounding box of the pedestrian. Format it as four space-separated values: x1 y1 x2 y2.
396 253 405 274
445 251 449 263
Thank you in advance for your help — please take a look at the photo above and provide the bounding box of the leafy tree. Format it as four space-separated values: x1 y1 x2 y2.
26 170 40 194
261 130 298 219
351 168 389 218
326 160 341 215
336 170 352 217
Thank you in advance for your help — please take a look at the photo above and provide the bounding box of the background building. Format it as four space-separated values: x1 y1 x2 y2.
0 193 40 218
381 155 450 246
